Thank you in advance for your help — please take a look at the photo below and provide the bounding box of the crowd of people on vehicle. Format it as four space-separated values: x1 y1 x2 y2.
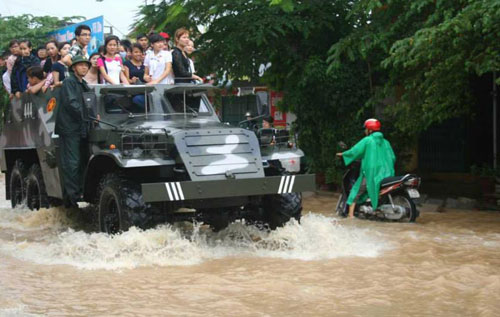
0 25 202 98
0 24 205 208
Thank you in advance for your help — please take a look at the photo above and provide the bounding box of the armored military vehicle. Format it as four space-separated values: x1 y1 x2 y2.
0 84 315 233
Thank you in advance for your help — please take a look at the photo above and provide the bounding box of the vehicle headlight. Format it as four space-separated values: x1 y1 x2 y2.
279 157 300 173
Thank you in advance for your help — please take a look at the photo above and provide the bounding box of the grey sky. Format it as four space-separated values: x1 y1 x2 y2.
1 0 144 37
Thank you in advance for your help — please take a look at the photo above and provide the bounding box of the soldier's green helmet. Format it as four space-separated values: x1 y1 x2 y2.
71 55 91 68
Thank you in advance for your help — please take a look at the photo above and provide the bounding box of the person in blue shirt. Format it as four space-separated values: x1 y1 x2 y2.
10 40 40 98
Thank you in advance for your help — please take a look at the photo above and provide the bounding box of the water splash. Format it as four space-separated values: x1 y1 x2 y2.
0 205 390 270
0 206 83 232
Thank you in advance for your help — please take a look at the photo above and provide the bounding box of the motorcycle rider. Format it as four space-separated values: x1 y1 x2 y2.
336 119 396 218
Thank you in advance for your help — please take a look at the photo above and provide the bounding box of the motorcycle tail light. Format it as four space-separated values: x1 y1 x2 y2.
404 177 420 187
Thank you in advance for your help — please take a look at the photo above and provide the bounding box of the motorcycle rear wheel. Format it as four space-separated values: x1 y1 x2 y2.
392 193 417 222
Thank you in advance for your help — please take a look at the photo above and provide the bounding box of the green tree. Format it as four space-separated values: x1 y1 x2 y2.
328 0 500 135
0 14 83 49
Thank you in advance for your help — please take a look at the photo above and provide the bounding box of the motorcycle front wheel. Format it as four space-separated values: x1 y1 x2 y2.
392 193 418 222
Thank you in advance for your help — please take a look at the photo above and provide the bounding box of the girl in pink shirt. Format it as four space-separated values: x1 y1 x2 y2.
98 36 129 85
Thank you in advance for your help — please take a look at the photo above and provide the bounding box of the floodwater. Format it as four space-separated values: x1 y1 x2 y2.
1 186 500 316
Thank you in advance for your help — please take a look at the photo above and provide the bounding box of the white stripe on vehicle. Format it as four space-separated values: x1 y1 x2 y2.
287 175 296 193
165 183 174 201
282 176 290 195
176 182 185 200
170 182 180 201
278 176 286 194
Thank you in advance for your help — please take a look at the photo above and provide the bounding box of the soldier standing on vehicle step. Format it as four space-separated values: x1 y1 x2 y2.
55 55 91 208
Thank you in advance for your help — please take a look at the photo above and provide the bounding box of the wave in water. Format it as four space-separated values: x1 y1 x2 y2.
0 207 390 270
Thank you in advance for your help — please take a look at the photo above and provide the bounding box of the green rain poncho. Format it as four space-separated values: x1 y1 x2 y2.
343 132 396 209
55 73 90 206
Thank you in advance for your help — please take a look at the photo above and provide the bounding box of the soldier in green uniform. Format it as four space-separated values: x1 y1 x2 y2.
55 55 92 208
336 119 396 218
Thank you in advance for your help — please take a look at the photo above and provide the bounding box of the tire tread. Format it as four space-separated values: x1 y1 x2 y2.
9 160 27 208
26 164 49 210
97 173 153 233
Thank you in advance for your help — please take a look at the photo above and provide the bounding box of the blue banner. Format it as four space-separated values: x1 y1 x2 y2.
48 16 104 55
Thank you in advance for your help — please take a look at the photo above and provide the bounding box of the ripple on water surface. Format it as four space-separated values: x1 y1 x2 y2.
0 206 390 270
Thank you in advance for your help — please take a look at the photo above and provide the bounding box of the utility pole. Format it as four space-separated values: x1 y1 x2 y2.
494 71 498 169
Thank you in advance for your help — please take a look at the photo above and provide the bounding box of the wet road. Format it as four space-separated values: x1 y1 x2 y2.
1 187 500 316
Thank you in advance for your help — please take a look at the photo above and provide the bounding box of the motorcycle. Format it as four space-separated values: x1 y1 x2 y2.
335 145 421 222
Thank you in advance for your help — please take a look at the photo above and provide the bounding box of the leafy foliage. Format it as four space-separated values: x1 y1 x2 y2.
133 1 352 82
289 57 369 183
328 0 500 135
131 2 196 38
0 14 84 50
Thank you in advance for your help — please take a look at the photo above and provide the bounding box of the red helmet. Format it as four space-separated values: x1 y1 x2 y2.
364 118 381 131
159 32 170 40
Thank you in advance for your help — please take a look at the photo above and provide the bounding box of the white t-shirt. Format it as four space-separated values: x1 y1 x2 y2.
98 55 123 84
189 58 195 74
144 50 174 84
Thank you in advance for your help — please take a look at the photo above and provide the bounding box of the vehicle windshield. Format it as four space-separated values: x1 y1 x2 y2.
103 92 152 114
101 87 214 118
163 91 212 115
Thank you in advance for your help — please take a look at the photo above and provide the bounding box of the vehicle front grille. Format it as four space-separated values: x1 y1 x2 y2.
121 132 167 158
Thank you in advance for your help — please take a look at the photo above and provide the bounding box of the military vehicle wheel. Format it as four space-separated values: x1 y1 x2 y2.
25 164 49 210
97 173 151 234
204 210 230 232
263 192 302 229
10 160 27 208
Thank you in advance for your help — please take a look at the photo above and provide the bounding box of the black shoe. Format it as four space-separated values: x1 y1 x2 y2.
63 197 79 209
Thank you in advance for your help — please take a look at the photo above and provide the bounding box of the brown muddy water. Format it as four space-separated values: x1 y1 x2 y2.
1 182 500 316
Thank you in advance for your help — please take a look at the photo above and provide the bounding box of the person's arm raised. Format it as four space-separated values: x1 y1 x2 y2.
61 54 72 67
27 79 46 94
